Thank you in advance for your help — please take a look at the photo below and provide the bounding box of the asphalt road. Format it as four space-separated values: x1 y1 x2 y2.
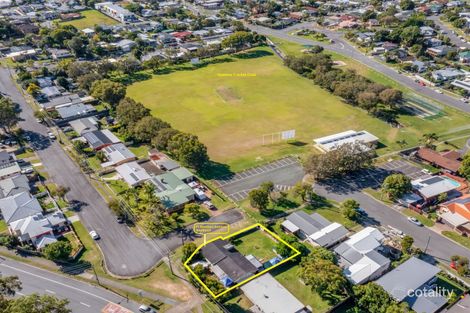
428 15 470 49
0 66 163 277
248 23 470 113
314 174 470 264
0 256 140 313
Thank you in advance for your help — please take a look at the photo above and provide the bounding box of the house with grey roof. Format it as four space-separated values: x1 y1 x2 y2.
40 93 82 110
241 273 308 313
0 161 22 180
431 68 466 82
9 210 67 249
83 129 121 150
69 117 99 135
0 191 42 224
56 103 96 120
376 257 447 313
116 161 151 187
411 176 460 204
282 211 348 248
101 143 136 167
0 175 30 199
334 227 390 285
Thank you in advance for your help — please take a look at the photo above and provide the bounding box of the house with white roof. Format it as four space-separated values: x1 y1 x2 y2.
240 273 309 313
101 143 136 167
334 227 390 284
282 211 348 248
116 161 151 187
313 130 378 153
0 191 42 224
411 176 460 204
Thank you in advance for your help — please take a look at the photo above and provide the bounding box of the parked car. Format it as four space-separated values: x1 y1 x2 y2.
407 217 423 226
139 305 157 313
116 215 125 224
47 132 56 140
20 167 34 174
89 230 100 240
434 89 443 94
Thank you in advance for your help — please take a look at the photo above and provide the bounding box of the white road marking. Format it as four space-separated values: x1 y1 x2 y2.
45 289 56 294
0 263 112 303
80 302 91 307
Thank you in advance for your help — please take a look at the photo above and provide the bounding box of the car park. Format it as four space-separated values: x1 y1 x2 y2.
407 217 423 226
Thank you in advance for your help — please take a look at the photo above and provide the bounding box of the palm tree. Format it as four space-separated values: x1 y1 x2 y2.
422 133 438 148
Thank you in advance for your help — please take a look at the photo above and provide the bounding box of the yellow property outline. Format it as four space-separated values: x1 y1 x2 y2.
184 223 301 298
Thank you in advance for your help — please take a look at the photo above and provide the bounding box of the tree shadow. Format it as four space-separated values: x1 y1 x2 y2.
233 49 273 59
288 141 308 147
197 161 234 180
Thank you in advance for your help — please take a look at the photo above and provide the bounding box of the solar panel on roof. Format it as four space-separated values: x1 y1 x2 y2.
422 177 443 184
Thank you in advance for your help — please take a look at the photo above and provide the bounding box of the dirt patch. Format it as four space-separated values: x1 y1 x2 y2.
386 128 399 142
216 86 242 103
151 279 193 302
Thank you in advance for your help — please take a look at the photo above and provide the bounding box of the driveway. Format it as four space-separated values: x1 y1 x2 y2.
214 157 304 201
0 66 165 277
247 23 470 114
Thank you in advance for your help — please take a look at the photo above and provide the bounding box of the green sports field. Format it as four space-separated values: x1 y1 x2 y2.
60 10 118 29
128 47 470 171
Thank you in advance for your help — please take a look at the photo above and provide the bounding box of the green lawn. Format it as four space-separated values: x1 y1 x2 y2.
0 220 7 234
403 209 435 227
128 46 470 172
60 10 118 29
305 206 361 231
271 263 331 313
232 229 278 262
71 221 105 275
442 231 470 249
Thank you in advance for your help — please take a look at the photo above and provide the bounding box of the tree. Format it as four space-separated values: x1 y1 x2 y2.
0 276 21 297
353 283 408 313
357 92 378 112
422 133 438 149
304 142 374 180
108 199 125 218
42 241 72 261
459 153 470 180
90 79 126 106
401 235 414 255
298 253 348 301
381 174 411 200
341 199 359 220
116 98 150 128
379 89 402 107
26 83 40 96
151 128 180 150
184 203 209 221
400 0 415 10
221 31 255 50
260 181 274 194
248 189 269 211
181 242 197 263
132 116 171 143
54 185 70 200
76 73 102 91
292 183 313 202
451 255 469 276
0 97 19 134
67 36 87 57
7 294 71 313
167 133 209 170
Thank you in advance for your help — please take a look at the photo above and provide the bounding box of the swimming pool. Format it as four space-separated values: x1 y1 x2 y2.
443 177 461 188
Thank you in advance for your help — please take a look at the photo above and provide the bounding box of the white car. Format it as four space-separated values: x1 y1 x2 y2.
47 132 56 140
20 167 34 174
89 230 100 240
434 89 443 94
407 217 423 227
139 305 156 313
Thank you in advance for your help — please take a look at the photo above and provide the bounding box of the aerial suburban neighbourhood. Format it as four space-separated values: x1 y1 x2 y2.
2 0 470 312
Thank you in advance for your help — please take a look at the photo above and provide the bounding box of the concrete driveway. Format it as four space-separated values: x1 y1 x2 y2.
214 157 304 201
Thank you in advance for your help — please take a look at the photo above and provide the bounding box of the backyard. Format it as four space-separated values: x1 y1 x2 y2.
60 10 118 29
128 46 470 172
232 228 278 262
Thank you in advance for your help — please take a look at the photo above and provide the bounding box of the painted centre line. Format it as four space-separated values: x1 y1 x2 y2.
80 302 91 307
45 289 56 294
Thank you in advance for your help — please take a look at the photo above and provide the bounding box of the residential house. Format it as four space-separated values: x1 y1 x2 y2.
149 150 180 171
412 176 460 205
40 93 82 111
376 257 447 313
452 79 470 93
56 103 97 120
170 167 195 184
0 154 21 180
420 26 435 37
0 191 42 224
9 211 67 249
114 39 136 53
49 48 72 60
0 175 30 199
282 211 348 248
95 2 137 23
431 68 465 82
240 273 309 313
149 172 196 212
439 195 470 235
116 161 151 187
334 227 390 285
415 147 461 174
427 45 455 58
201 239 258 286
83 129 121 151
101 143 136 167
313 130 379 153
69 117 99 136
459 51 470 64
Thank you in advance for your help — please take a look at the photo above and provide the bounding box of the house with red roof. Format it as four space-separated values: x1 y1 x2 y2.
439 194 470 235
